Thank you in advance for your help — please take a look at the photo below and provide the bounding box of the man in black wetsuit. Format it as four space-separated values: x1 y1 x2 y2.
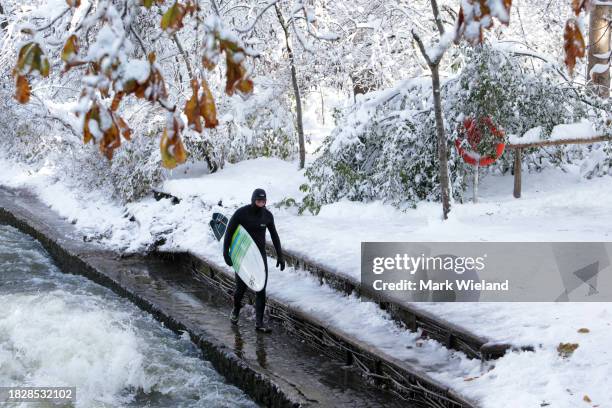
223 188 285 333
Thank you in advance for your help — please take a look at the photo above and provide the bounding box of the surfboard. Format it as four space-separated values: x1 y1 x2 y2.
209 212 266 292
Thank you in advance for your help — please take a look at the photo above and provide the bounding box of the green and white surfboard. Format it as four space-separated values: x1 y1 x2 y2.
210 213 266 292
229 225 266 291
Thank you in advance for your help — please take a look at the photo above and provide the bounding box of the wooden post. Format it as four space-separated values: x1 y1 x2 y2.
473 163 479 203
513 148 522 198
507 135 612 198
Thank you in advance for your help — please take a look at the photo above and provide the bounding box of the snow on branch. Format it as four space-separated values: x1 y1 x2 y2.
9 0 257 169
508 122 612 148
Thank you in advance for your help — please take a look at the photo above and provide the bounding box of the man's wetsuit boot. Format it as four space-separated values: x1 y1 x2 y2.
255 321 272 333
254 286 271 333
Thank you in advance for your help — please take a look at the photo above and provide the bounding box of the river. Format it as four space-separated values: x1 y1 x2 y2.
0 224 256 407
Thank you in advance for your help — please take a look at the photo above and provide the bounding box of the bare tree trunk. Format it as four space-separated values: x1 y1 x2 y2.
513 148 522 199
320 86 325 126
172 33 194 82
587 4 611 98
430 64 451 218
411 0 451 220
473 163 479 204
290 59 306 169
275 4 306 169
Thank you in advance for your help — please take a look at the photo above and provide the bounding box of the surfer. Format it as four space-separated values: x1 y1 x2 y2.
223 188 285 333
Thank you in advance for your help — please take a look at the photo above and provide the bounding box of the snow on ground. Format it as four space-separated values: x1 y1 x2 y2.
163 157 306 208
276 163 612 278
1 154 612 407
302 86 348 156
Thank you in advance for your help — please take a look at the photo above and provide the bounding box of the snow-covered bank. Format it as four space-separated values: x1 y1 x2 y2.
2 155 612 407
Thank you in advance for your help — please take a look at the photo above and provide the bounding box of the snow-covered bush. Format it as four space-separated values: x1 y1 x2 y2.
302 79 467 211
0 86 76 166
582 142 612 178
224 80 297 163
302 44 610 211
0 87 166 204
104 133 166 203
180 80 297 171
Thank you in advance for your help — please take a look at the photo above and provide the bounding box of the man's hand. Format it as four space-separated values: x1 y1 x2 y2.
276 257 285 271
224 252 233 267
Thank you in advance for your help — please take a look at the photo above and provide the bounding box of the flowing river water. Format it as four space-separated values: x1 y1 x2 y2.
0 224 257 407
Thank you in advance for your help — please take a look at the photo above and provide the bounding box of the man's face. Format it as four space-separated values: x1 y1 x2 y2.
255 198 266 208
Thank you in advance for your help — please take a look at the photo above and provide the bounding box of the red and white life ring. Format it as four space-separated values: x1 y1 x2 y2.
455 117 505 167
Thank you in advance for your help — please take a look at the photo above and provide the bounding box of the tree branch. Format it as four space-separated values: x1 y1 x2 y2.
430 0 445 35
34 7 70 32
275 3 306 169
210 0 220 16
172 32 194 82
130 26 147 56
235 0 278 34
411 30 433 66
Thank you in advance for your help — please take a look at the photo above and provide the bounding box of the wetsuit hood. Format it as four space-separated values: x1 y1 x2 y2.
251 188 267 209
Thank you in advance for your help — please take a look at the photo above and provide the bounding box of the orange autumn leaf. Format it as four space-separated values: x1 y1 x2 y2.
83 104 100 144
66 0 80 7
111 91 124 111
477 1 492 29
169 113 184 138
571 0 590 16
219 39 243 54
202 56 216 71
454 0 512 44
199 79 218 128
564 19 585 75
99 121 121 160
184 79 219 131
82 102 131 157
61 35 79 63
160 128 187 169
225 50 253 96
499 0 513 25
117 116 132 141
454 7 466 44
184 79 203 132
236 78 254 95
160 1 195 34
454 6 484 45
122 53 168 103
225 51 241 95
161 2 186 33
14 42 50 78
15 75 31 104
218 39 254 96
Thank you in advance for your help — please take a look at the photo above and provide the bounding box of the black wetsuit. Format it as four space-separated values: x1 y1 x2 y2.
223 189 283 324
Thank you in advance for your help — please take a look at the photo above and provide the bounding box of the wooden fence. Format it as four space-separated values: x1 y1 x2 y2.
508 135 612 198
